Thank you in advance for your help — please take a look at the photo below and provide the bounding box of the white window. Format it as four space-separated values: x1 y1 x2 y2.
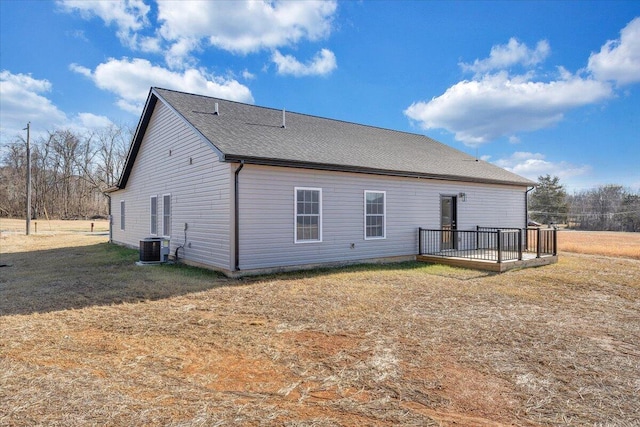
365 191 386 239
163 194 171 237
295 187 322 243
120 200 125 231
150 196 157 235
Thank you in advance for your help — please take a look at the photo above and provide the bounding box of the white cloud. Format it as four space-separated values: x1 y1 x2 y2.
69 63 92 78
0 71 66 142
406 17 640 146
57 0 151 49
242 69 256 80
67 29 89 42
157 0 336 58
137 34 162 53
75 112 114 129
164 37 200 69
0 71 112 144
71 58 254 114
272 49 337 76
59 0 338 71
404 71 612 146
460 38 550 74
588 17 640 86
62 113 115 138
493 151 591 182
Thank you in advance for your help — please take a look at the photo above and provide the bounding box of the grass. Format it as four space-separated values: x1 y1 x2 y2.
558 229 640 260
1 222 639 426
0 217 109 235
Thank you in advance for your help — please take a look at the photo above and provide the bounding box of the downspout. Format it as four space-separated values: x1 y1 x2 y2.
234 161 245 271
525 185 535 228
105 192 112 243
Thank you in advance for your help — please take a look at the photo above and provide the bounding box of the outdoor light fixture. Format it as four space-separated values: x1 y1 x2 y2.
459 192 467 202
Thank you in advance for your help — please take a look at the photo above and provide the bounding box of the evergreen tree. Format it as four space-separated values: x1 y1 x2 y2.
529 175 568 225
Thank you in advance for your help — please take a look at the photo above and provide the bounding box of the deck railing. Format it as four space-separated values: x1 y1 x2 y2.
418 226 557 263
525 227 558 257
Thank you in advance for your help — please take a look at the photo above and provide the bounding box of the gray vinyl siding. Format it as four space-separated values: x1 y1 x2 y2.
111 101 232 270
237 165 526 271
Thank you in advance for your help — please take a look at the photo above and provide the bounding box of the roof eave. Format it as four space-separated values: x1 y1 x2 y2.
114 88 158 189
103 185 121 194
224 155 533 187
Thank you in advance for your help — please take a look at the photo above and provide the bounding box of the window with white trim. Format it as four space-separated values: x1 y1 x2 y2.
120 200 125 231
295 187 322 243
365 191 386 239
150 196 158 235
162 194 171 236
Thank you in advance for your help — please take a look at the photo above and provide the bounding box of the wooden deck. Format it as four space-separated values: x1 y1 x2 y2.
417 227 559 272
417 251 558 272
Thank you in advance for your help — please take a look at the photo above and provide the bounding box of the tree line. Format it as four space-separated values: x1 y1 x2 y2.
0 125 131 220
529 175 640 232
2 131 639 232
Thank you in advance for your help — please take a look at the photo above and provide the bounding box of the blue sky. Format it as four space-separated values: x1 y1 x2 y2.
1 1 639 192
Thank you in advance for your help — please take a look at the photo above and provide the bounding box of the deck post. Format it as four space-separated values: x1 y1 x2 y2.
418 228 423 255
518 229 523 260
497 230 502 263
553 227 558 256
536 227 541 258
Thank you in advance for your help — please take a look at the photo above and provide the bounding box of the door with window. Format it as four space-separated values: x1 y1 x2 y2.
440 195 457 250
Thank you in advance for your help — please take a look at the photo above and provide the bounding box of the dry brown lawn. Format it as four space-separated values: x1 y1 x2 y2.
1 217 109 234
1 221 639 426
558 229 640 260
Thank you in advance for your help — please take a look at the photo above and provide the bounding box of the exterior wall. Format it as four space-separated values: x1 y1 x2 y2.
237 164 526 271
111 101 232 270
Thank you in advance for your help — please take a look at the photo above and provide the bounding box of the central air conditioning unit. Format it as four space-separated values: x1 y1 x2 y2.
139 237 170 263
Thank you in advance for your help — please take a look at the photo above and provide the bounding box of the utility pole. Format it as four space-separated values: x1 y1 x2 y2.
25 122 31 235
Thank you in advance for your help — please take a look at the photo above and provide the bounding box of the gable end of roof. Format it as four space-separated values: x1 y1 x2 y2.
114 88 227 190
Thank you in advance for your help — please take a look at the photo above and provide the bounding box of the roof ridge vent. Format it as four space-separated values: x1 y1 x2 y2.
282 108 286 128
214 102 219 115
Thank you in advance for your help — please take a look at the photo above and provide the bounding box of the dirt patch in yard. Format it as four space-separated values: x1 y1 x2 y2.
1 225 639 426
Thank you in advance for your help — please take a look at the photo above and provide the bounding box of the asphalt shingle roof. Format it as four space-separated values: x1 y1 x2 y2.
151 87 534 186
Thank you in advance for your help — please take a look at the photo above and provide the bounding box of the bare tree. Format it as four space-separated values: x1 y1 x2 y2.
0 141 27 217
0 124 131 219
568 185 640 231
95 123 131 189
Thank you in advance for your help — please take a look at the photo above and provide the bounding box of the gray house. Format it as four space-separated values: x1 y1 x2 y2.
108 87 537 275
